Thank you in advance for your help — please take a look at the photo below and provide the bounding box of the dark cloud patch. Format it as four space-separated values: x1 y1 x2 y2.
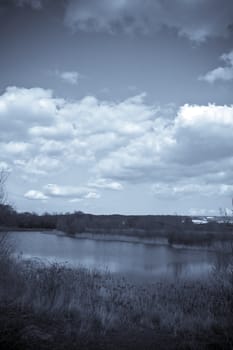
13 0 43 10
2 0 233 42
65 0 233 42
0 0 43 10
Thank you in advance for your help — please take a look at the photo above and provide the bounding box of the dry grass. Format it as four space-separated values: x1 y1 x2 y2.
0 232 233 349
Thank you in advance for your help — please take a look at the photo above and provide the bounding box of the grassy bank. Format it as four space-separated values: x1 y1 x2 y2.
0 234 233 349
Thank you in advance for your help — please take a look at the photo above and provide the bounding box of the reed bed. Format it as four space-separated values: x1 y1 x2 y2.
0 233 233 349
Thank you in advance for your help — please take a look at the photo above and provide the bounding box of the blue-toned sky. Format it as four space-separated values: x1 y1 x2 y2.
1 0 233 215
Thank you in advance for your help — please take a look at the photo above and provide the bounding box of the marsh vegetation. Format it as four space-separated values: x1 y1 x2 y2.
0 232 233 349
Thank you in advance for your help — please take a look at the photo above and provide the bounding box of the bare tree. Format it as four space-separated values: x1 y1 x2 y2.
0 169 12 264
0 169 8 205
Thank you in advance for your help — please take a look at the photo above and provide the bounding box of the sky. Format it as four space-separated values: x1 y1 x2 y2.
0 0 233 215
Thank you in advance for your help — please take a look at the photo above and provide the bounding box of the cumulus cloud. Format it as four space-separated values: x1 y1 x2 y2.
24 190 48 200
95 102 233 199
64 0 233 42
43 184 90 198
0 86 62 142
14 156 61 175
200 50 233 82
171 104 233 163
1 86 233 200
24 184 100 201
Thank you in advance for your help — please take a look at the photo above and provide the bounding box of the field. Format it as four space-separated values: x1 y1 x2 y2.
0 233 233 349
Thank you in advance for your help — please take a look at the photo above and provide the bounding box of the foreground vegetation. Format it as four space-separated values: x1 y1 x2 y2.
0 233 233 349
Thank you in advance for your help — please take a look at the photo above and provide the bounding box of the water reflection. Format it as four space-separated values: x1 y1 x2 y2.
10 231 217 281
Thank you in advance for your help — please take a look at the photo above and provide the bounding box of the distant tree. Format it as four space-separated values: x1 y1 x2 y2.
0 169 13 271
0 169 8 205
0 170 18 227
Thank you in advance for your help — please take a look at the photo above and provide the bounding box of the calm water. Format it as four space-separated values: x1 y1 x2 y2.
10 231 217 282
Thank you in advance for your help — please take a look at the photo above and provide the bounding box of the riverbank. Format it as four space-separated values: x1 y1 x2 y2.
4 227 233 253
0 226 56 232
73 231 233 252
75 231 168 245
0 255 233 349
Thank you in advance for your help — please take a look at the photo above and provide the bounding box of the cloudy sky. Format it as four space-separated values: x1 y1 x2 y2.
1 0 233 215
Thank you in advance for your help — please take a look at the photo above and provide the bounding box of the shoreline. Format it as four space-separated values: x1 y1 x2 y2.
5 228 233 253
73 232 232 253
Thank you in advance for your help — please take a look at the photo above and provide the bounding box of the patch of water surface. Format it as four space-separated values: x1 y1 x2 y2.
9 231 217 282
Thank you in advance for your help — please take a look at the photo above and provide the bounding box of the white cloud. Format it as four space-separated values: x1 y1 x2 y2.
1 142 31 155
1 86 233 201
56 70 80 85
23 184 101 203
88 178 123 191
152 182 233 199
43 184 100 200
200 50 233 83
14 156 61 175
24 190 48 200
95 102 233 199
85 192 101 199
0 86 61 142
170 104 233 164
0 161 11 172
43 184 87 198
65 0 233 42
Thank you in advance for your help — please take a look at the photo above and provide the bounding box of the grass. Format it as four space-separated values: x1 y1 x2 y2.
167 230 233 247
64 224 233 249
0 232 233 349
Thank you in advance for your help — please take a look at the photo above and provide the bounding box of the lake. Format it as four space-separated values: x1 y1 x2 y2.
9 231 218 282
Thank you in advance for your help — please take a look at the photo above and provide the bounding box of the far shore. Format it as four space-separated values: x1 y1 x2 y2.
4 227 233 253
